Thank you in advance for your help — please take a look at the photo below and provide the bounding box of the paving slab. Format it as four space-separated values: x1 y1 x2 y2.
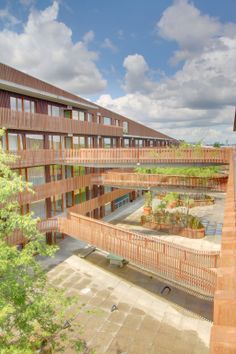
47 254 211 354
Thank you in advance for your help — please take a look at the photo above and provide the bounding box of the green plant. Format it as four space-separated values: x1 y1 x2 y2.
0 130 76 353
144 190 153 208
163 192 179 206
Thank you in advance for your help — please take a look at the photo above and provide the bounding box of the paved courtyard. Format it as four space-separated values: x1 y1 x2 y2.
105 192 225 251
47 254 212 354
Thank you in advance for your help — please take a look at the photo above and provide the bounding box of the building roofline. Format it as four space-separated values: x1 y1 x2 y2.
0 78 97 110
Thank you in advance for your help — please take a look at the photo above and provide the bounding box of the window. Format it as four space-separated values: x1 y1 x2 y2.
30 200 46 219
10 96 35 113
25 134 44 150
49 135 62 149
79 136 85 148
50 165 62 181
72 110 79 120
27 166 45 185
8 133 18 151
79 111 85 121
104 117 112 125
73 136 79 149
115 119 120 126
104 137 111 148
87 113 92 122
123 121 128 133
48 104 62 117
124 138 130 147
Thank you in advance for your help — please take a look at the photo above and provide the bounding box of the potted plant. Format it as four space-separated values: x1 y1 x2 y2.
143 190 153 215
163 192 179 208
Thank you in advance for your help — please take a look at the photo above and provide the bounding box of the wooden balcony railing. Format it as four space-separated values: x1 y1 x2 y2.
102 171 228 191
68 188 131 215
18 173 100 205
6 218 59 246
0 107 123 136
59 213 217 296
9 147 231 168
210 152 236 353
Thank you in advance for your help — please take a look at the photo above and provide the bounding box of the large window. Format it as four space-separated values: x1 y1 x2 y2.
123 121 128 134
104 117 112 125
49 135 63 149
48 104 62 117
72 110 79 120
50 165 62 181
79 111 85 121
27 166 45 185
87 113 92 122
25 134 44 150
104 137 111 148
30 200 46 219
10 96 35 113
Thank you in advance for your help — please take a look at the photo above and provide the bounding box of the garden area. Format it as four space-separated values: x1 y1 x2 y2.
135 166 223 177
141 190 217 239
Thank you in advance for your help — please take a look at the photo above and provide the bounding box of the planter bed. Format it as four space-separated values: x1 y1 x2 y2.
156 192 214 208
141 217 205 239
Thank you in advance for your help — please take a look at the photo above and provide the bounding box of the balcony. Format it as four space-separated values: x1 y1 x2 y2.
0 107 123 136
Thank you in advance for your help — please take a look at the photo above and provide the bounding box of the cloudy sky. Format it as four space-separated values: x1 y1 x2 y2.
0 0 235 143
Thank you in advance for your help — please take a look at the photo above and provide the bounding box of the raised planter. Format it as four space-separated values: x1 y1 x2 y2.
141 216 205 239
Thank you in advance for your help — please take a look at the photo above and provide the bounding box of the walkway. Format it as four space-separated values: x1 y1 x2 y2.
44 253 212 354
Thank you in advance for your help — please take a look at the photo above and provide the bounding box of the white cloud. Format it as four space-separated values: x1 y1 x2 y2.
0 2 106 95
157 0 221 64
0 7 20 27
102 38 118 53
97 1 236 144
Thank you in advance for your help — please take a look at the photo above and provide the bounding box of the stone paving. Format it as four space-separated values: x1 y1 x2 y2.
47 254 211 354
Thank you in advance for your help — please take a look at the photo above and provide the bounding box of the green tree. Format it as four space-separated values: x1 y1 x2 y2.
0 130 74 353
213 142 221 148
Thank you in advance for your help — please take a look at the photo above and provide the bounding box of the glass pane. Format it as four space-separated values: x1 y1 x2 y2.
48 105 52 115
79 136 85 147
24 100 30 112
65 166 72 178
26 134 44 149
27 166 45 185
17 98 22 112
104 137 111 148
52 106 60 117
72 110 79 120
79 111 85 121
30 200 46 219
65 137 72 149
10 97 17 111
73 136 79 149
8 133 18 151
52 135 61 149
64 111 71 119
104 117 111 125
31 101 35 113
1 134 7 150
123 121 128 133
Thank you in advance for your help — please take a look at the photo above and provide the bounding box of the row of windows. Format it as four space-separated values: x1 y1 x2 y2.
10 96 128 131
1 132 166 151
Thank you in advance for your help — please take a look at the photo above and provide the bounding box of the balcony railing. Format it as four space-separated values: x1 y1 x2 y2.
210 151 236 353
9 147 231 168
0 107 123 136
18 173 100 205
102 171 228 191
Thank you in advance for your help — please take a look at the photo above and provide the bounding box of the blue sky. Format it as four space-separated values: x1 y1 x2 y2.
0 0 236 143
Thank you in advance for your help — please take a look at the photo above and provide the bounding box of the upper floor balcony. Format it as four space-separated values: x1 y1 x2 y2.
0 107 123 137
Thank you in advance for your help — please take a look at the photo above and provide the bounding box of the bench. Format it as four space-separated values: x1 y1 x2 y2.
107 253 128 268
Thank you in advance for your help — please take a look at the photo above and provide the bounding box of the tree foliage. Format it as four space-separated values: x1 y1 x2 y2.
0 130 73 353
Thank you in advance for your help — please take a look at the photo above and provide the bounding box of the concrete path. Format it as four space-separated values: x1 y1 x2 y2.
48 254 212 354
